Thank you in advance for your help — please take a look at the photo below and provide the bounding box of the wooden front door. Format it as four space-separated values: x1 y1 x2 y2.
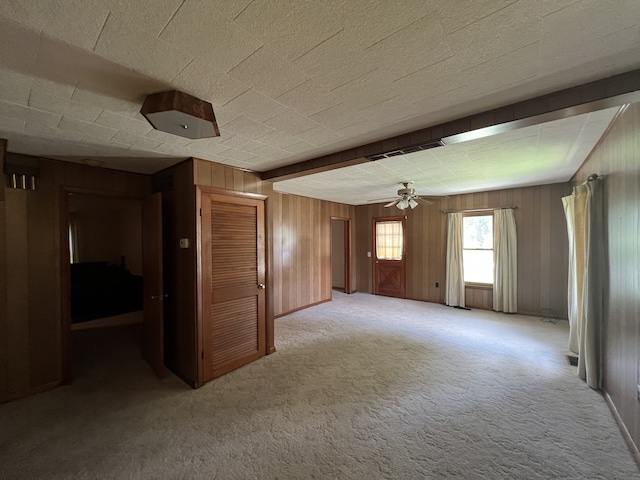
200 191 266 382
373 217 406 298
142 192 165 378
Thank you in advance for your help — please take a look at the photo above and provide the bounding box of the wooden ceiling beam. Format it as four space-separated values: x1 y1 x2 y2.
261 68 640 182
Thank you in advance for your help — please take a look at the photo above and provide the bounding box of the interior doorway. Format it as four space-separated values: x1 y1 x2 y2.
60 190 164 382
331 217 351 294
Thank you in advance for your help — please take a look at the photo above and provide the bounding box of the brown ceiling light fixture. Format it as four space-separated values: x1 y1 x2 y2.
140 90 220 140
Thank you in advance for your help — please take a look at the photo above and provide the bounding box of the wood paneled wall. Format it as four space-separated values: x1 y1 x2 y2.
572 102 640 459
331 220 346 289
0 153 354 397
0 155 150 401
193 159 356 317
0 139 7 400
153 160 197 386
267 189 355 317
73 204 142 275
160 159 355 386
194 159 262 194
356 182 571 317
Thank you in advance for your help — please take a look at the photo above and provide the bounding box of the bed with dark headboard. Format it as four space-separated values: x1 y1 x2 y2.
70 261 143 328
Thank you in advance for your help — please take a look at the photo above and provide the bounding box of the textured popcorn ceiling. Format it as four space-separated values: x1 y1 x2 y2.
0 1 639 194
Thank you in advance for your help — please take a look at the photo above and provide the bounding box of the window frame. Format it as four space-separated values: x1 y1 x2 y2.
462 212 494 287
373 217 406 261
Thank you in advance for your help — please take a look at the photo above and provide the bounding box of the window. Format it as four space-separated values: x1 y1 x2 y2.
375 221 403 260
463 215 493 284
68 221 78 264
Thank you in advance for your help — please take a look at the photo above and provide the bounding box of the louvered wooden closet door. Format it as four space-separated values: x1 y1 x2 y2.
201 193 266 382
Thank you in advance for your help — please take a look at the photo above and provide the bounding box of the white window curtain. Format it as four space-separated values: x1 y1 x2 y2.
561 196 580 354
445 212 465 307
493 209 518 313
562 178 604 389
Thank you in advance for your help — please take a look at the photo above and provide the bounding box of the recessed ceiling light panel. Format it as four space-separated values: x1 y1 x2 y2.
141 90 220 140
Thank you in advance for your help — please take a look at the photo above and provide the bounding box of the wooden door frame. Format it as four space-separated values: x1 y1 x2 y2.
372 215 407 298
142 192 165 378
59 187 144 384
195 186 269 386
330 216 352 295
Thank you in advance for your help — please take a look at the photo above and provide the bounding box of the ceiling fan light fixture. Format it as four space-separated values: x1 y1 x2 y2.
397 199 409 210
408 198 418 209
140 90 220 140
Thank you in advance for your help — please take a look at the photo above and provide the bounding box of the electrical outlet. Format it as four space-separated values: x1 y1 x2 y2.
435 282 439 288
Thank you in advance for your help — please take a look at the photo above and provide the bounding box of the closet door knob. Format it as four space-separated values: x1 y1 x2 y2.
258 284 266 289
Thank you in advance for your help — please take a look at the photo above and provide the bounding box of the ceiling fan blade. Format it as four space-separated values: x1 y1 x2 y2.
367 197 396 203
414 197 434 206
418 195 449 199
384 199 400 208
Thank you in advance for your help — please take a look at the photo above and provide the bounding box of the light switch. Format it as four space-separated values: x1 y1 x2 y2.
367 251 371 257
179 238 189 248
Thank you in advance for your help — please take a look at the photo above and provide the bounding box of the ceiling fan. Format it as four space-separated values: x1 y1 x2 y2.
369 182 440 210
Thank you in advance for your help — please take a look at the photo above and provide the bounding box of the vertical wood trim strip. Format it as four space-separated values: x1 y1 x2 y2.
59 189 71 384
539 184 551 314
210 162 226 189
28 170 58 387
197 186 210 384
0 139 7 397
5 190 30 392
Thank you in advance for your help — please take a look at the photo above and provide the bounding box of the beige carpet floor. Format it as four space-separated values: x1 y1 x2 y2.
1 292 638 479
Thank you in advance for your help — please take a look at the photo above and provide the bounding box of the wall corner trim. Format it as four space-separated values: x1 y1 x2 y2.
605 392 640 469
